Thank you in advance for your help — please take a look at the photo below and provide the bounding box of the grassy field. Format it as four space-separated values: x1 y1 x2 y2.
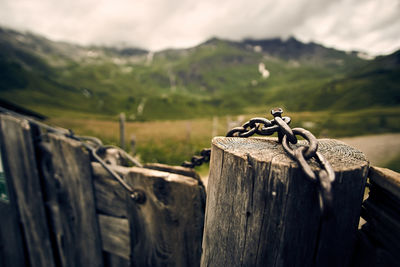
385 153 400 172
47 106 400 172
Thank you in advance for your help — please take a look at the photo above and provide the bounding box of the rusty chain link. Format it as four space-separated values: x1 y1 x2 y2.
182 148 211 168
182 107 335 217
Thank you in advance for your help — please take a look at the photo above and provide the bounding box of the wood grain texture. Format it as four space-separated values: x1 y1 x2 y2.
98 214 130 260
368 166 400 199
92 162 130 218
125 167 205 267
362 199 400 252
201 137 369 267
352 167 400 266
0 116 28 267
0 115 55 267
40 133 103 267
351 230 397 267
0 202 27 267
103 252 130 267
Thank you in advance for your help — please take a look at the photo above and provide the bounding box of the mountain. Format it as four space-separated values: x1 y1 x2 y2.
0 27 399 120
305 50 400 110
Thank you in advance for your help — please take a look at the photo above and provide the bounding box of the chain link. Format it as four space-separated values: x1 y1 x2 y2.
182 107 335 217
182 148 211 168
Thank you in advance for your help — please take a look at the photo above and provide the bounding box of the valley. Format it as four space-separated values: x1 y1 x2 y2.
0 26 399 170
1 27 399 121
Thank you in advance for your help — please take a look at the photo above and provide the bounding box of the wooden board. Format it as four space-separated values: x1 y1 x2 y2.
92 162 130 218
352 166 400 266
98 214 130 260
0 115 55 267
125 167 206 267
39 133 104 267
0 201 27 267
201 137 369 267
0 117 27 267
351 230 397 267
103 252 130 267
144 163 201 181
369 166 400 199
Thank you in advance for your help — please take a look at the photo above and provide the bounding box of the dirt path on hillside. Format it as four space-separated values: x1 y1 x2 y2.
338 133 400 166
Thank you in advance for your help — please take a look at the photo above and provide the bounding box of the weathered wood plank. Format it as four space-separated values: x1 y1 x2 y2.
363 198 400 238
367 186 400 220
103 252 130 267
125 167 205 267
351 230 397 267
98 214 130 260
353 167 400 266
362 201 400 253
0 202 27 267
144 163 201 180
201 137 369 267
0 122 27 267
369 166 400 199
40 133 104 267
0 115 56 267
92 162 130 218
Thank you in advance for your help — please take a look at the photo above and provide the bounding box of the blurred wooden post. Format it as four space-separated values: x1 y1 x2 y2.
130 134 136 155
201 137 369 267
120 113 126 150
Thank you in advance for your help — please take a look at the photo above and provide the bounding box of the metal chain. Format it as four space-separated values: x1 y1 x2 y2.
182 110 291 168
67 134 145 203
182 148 211 168
1 105 335 212
182 107 335 217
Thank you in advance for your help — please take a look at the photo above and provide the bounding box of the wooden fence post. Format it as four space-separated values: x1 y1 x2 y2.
130 134 136 155
0 115 56 267
201 137 369 267
39 133 104 267
120 113 126 150
125 167 205 267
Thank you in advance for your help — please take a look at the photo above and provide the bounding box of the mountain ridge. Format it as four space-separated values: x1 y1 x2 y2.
0 26 398 120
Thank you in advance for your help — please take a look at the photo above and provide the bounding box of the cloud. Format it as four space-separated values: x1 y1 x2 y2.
0 0 399 55
293 0 400 54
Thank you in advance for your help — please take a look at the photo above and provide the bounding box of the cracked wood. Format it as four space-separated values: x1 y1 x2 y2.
201 137 369 267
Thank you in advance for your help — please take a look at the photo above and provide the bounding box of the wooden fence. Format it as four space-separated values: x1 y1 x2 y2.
0 114 205 267
0 113 399 267
351 166 400 266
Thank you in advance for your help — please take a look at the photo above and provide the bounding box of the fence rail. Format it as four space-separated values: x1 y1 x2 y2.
352 166 400 266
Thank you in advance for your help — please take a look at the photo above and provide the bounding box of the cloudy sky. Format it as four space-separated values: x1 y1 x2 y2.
0 0 399 55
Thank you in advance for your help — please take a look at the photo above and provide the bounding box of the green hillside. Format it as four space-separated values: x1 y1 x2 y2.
0 27 399 121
